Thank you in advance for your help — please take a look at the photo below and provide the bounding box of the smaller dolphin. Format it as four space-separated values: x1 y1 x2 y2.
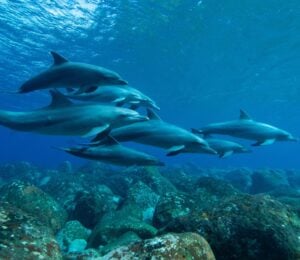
96 109 217 156
17 52 127 93
58 136 165 167
0 90 147 137
191 130 251 158
195 109 298 146
65 85 160 110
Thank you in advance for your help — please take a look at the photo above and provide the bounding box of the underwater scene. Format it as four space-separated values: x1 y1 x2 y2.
0 1 299 259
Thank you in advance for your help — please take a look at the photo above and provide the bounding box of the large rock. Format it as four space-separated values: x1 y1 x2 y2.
56 220 91 252
153 191 196 229
250 169 290 193
197 194 300 260
160 167 198 192
138 166 177 195
0 202 62 259
123 181 160 223
225 168 253 192
0 181 67 233
102 232 215 259
69 185 120 229
99 231 141 256
88 205 157 247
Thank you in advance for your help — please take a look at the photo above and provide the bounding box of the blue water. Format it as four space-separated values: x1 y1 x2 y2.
0 0 299 169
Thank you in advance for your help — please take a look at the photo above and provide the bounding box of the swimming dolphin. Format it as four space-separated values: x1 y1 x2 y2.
65 85 160 110
195 110 298 146
92 109 217 156
58 136 165 167
16 52 128 93
191 130 251 158
0 90 148 137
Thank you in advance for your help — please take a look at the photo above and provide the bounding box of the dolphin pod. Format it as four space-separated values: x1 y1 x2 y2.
1 52 298 166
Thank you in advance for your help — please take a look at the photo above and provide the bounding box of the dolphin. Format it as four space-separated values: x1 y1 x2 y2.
92 109 217 156
195 109 298 146
65 85 160 110
0 90 148 137
58 136 165 167
16 52 128 93
191 130 251 158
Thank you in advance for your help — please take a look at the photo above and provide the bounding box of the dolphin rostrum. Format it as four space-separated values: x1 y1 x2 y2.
195 109 298 146
65 85 160 110
191 130 251 158
58 136 165 167
92 109 217 156
0 90 148 137
17 52 128 93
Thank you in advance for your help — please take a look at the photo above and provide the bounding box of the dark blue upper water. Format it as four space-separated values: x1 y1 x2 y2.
0 0 299 168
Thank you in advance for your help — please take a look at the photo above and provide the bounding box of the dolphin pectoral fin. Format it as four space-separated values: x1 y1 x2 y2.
252 139 276 146
82 124 110 138
50 51 69 66
219 150 234 158
166 145 185 156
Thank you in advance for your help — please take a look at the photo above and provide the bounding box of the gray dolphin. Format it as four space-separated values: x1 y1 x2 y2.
0 90 147 137
17 52 127 93
195 110 298 146
65 85 160 110
191 130 251 158
58 136 164 167
93 109 217 156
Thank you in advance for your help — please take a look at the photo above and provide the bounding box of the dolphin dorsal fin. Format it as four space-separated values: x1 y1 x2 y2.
50 51 68 66
147 108 161 120
239 109 252 120
48 90 73 108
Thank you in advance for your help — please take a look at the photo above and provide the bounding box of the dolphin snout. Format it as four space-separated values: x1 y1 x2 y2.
150 102 161 111
118 79 128 85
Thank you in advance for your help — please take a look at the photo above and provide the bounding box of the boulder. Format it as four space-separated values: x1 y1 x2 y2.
102 232 215 259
